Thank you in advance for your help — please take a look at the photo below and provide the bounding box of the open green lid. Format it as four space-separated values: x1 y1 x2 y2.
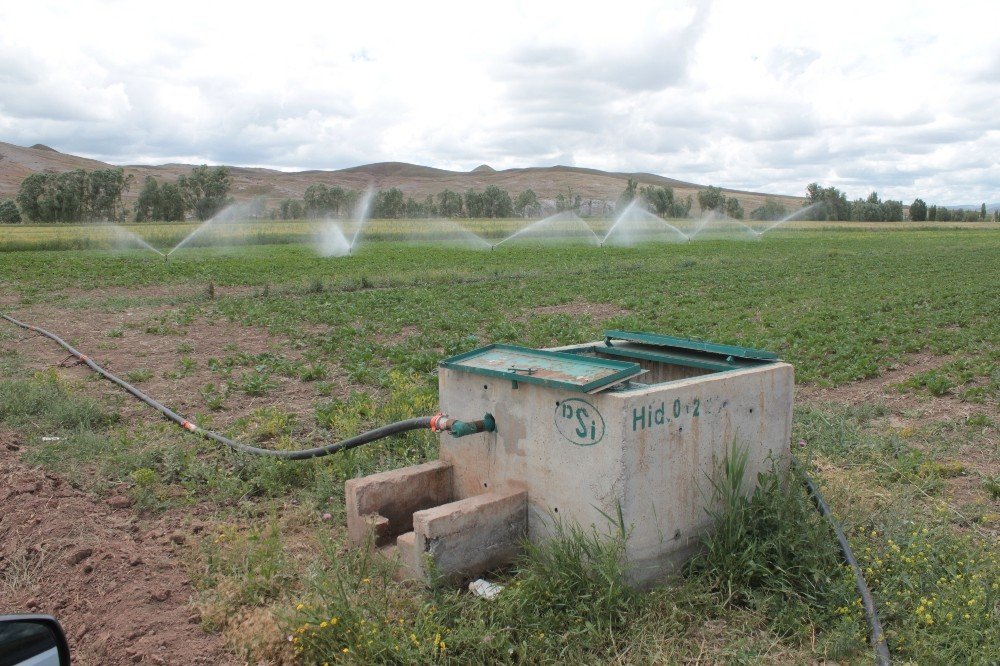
603 330 779 361
440 344 643 393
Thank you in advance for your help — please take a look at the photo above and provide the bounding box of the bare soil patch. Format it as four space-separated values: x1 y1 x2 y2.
2 284 258 309
799 353 996 426
525 300 632 321
800 354 999 510
0 435 236 665
797 353 949 404
373 324 420 345
65 284 258 302
2 304 354 432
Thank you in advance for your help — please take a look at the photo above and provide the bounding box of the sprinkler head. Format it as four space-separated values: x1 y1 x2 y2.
490 244 495 251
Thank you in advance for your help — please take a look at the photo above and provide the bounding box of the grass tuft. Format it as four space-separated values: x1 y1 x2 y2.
0 371 116 431
688 444 863 654
289 518 637 663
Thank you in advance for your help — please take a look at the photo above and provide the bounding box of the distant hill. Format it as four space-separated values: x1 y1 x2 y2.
947 203 1000 212
0 140 807 216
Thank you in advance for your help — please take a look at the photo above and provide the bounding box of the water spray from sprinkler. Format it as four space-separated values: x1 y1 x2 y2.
494 211 599 247
603 199 688 246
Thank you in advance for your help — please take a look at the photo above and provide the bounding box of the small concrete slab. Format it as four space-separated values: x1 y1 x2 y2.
345 460 452 546
409 488 528 583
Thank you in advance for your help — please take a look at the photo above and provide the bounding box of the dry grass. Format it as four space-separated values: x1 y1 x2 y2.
0 546 48 594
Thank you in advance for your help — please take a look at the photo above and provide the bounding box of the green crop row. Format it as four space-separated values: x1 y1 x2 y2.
1 225 997 663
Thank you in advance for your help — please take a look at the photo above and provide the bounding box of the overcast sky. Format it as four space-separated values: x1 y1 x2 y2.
1 1 998 203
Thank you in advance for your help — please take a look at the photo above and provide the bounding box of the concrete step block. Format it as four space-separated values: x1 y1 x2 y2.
392 531 423 582
377 541 397 562
345 460 452 546
411 488 528 583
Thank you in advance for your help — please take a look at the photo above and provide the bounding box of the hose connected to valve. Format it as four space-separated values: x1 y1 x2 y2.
1 314 492 460
3 313 886 662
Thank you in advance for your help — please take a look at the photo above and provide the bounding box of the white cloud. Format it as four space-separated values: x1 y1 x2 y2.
0 0 998 203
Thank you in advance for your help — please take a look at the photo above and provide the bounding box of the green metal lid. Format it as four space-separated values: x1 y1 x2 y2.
440 344 643 393
603 330 779 361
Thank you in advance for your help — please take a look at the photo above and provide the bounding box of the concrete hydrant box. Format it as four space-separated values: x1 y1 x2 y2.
345 330 793 587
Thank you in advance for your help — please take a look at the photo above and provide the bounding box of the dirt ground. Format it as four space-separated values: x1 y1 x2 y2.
2 307 996 664
0 304 333 664
798 352 999 520
798 352 984 422
0 430 236 665
3 301 343 434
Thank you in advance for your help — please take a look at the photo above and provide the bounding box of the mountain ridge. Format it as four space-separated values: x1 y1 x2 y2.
0 140 806 214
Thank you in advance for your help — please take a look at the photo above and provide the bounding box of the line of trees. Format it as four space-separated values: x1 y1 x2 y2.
806 184 994 222
6 165 232 223
302 184 357 218
15 168 133 222
0 199 21 223
134 166 232 222
908 198 995 222
276 184 534 220
805 183 902 222
696 185 745 219
4 169 995 224
750 198 788 221
850 192 903 222
281 180 697 221
642 184 694 218
615 178 693 218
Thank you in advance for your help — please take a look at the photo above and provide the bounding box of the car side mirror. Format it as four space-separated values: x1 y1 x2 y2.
0 615 71 666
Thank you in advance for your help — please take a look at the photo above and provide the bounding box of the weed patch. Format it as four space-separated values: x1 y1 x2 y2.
0 371 116 431
289 518 639 663
688 447 863 656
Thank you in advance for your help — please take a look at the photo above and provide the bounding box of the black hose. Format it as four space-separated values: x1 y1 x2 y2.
793 457 891 665
4 313 890 660
2 313 433 460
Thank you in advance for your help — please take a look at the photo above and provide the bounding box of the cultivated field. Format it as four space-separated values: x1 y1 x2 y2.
2 218 997 253
1 222 998 664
